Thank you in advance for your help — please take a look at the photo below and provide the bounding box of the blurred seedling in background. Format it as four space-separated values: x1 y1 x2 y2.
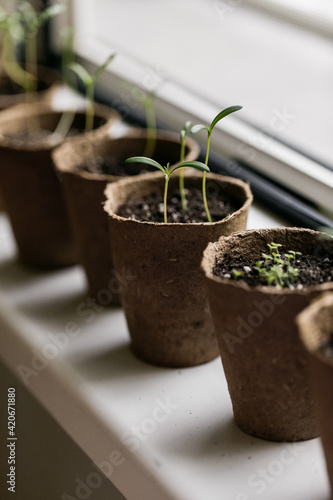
124 156 210 223
68 53 116 132
1 2 65 94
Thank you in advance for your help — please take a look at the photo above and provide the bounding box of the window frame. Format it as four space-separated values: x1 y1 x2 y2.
49 0 333 217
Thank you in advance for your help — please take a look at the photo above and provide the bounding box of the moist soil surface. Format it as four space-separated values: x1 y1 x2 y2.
213 252 333 289
79 153 178 177
117 187 240 223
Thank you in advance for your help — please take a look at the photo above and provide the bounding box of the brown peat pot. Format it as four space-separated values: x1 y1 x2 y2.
104 172 252 367
202 227 333 441
52 129 200 304
0 66 61 211
297 292 333 496
0 101 120 267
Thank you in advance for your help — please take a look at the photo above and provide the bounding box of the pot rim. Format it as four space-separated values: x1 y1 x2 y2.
52 128 201 182
297 292 333 365
103 171 253 227
201 226 333 295
0 101 117 151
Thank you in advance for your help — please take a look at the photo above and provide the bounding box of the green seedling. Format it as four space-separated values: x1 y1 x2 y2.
0 6 34 92
68 53 116 132
17 1 65 91
191 105 242 222
124 156 209 224
143 89 157 158
179 120 192 211
254 241 302 289
232 269 243 280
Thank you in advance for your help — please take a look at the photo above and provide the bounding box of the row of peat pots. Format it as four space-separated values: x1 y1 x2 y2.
0 75 333 496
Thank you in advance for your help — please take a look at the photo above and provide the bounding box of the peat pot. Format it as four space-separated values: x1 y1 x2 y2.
104 172 252 367
0 101 119 267
202 227 333 441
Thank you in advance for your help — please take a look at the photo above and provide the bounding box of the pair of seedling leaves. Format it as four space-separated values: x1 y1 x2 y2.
125 105 242 224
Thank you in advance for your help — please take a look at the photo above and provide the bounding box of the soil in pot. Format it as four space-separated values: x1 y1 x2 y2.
117 184 240 223
202 227 333 442
76 132 196 177
214 252 333 288
4 113 107 145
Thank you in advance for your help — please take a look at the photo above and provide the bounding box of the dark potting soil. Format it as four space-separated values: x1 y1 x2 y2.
213 252 333 289
117 187 240 223
79 153 171 177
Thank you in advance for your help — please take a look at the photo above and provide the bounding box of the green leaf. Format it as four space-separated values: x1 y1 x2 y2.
92 53 116 82
171 160 210 174
209 105 242 133
67 62 92 86
7 19 25 44
124 156 165 173
190 124 209 135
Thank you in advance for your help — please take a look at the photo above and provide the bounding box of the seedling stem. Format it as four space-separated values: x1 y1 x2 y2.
191 105 242 222
124 156 210 223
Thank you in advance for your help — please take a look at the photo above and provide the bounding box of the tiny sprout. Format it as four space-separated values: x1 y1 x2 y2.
191 105 242 222
232 269 243 280
255 242 302 289
68 53 116 132
124 156 209 224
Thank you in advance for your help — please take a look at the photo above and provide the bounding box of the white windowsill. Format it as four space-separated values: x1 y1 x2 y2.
0 210 330 500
